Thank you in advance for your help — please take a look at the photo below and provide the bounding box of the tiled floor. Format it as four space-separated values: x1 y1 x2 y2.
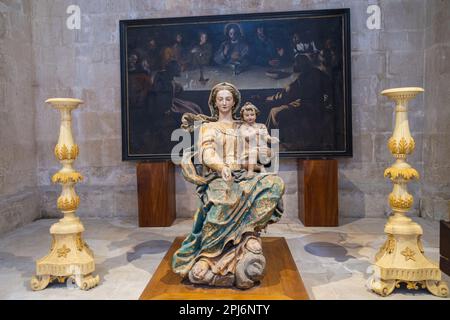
0 217 448 300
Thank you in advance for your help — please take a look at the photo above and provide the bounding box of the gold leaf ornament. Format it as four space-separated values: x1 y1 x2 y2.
384 167 419 180
388 193 413 210
387 137 415 155
57 195 80 211
54 144 79 160
51 172 83 184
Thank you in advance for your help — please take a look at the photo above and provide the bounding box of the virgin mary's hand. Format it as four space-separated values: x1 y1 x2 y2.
221 166 232 182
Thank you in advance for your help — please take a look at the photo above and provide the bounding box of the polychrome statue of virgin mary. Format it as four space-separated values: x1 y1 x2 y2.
172 82 285 289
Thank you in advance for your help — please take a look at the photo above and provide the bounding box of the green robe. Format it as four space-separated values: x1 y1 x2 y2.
172 171 284 277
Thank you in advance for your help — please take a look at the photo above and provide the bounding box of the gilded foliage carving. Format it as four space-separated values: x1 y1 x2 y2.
54 144 79 160
388 137 415 155
388 193 413 210
51 172 83 184
76 234 84 251
57 195 80 211
384 167 419 180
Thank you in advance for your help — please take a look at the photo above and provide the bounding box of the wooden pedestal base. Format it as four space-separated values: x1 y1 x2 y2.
440 221 450 276
139 237 309 300
137 162 176 227
298 159 338 227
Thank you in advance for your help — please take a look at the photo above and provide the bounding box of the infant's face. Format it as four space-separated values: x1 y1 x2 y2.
243 109 256 125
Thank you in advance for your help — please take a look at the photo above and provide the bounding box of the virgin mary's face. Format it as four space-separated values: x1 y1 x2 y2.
215 89 234 115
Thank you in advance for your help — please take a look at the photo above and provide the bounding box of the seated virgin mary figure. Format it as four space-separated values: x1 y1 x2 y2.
171 82 285 289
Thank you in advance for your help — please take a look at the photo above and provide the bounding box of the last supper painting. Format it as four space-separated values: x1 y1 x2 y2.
120 9 352 160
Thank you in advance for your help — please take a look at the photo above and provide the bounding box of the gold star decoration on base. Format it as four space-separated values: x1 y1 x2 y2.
57 245 71 258
401 247 416 261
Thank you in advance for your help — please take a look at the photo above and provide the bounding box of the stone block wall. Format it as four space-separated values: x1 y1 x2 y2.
30 0 435 222
422 0 450 221
0 0 40 234
1 0 449 234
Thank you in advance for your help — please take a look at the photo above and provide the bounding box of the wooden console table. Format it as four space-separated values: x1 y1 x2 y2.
137 161 176 227
298 159 338 227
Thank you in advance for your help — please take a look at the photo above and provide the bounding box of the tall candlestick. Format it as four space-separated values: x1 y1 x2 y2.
31 98 99 291
370 87 448 297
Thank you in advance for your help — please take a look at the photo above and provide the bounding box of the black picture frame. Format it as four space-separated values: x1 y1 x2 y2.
120 9 352 161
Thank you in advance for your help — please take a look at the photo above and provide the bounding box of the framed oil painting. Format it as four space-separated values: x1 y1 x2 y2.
120 9 352 160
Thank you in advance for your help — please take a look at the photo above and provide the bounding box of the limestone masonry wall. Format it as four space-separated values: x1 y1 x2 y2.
0 0 39 234
1 0 449 234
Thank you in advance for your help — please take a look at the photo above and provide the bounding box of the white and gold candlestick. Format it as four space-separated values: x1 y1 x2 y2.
370 87 448 297
31 98 99 291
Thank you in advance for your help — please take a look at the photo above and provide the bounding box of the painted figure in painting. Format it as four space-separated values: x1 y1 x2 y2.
214 24 250 75
172 82 285 289
264 54 335 150
190 31 213 68
251 25 285 67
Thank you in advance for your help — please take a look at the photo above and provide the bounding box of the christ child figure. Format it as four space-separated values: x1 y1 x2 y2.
239 102 279 178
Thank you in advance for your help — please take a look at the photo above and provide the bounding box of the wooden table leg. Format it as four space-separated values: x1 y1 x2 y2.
137 161 176 227
298 159 338 227
441 220 450 276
